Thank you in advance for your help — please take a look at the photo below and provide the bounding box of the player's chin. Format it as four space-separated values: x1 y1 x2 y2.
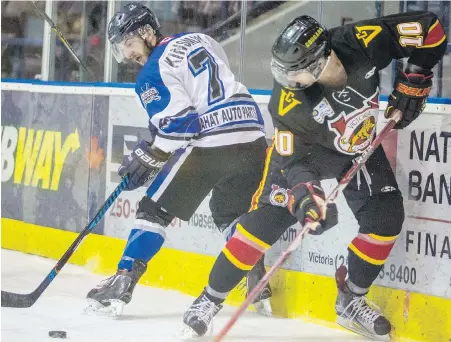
327 70 348 89
334 74 348 89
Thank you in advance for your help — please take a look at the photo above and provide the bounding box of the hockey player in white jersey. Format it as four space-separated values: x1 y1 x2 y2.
85 2 272 318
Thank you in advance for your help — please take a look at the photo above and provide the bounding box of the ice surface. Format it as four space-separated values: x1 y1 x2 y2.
1 249 364 342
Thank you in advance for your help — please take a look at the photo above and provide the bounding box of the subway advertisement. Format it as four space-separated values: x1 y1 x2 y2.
1 87 108 234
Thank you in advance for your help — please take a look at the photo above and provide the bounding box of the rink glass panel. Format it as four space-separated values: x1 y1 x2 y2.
2 0 448 96
1 1 45 80
52 1 108 82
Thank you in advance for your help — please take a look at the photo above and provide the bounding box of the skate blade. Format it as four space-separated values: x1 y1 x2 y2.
83 298 126 317
176 322 213 341
253 298 272 317
336 316 390 341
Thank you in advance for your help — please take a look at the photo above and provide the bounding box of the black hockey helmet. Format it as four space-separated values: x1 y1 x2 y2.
271 15 331 89
108 2 161 62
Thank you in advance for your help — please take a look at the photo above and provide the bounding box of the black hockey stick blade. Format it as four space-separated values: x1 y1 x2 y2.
1 291 36 308
1 175 129 308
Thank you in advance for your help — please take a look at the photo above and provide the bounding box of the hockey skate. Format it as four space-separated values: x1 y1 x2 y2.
179 290 223 339
245 257 272 316
335 266 391 341
84 259 147 317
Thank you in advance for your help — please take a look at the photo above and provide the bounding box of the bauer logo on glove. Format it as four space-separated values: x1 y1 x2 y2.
395 83 431 97
118 140 169 191
385 63 433 129
134 148 166 168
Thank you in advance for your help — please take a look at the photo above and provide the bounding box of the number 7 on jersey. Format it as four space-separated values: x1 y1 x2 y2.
188 47 225 105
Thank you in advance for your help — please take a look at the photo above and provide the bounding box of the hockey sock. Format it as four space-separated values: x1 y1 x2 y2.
345 278 369 295
204 286 228 305
347 233 398 288
208 222 270 297
118 220 166 271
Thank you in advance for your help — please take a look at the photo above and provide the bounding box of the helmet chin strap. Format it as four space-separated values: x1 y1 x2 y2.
316 55 331 81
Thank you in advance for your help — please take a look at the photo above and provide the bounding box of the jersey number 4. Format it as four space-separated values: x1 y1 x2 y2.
188 47 225 105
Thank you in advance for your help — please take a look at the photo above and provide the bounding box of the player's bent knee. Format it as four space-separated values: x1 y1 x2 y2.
359 191 404 236
136 195 175 227
223 223 271 271
238 205 295 245
377 191 405 236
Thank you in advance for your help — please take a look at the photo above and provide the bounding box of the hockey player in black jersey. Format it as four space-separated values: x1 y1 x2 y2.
181 12 447 340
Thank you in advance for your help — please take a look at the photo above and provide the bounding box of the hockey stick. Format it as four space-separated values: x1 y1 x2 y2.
1 175 130 308
213 110 403 342
32 1 96 80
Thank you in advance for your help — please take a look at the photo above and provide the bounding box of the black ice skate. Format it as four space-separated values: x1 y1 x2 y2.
179 290 223 338
246 257 272 316
335 266 391 341
84 259 147 316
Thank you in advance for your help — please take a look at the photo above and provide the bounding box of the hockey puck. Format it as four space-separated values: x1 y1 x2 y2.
48 331 67 339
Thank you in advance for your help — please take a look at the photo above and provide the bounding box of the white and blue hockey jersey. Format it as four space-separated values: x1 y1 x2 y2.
135 33 265 153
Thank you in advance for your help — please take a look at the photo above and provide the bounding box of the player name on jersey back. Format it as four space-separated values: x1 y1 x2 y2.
163 34 208 68
199 104 260 133
138 32 266 151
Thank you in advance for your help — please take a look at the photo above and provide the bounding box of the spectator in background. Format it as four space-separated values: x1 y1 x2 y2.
177 0 234 30
53 1 107 81
1 1 41 79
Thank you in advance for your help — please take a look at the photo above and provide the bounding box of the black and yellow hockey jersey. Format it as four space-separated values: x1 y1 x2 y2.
268 11 447 186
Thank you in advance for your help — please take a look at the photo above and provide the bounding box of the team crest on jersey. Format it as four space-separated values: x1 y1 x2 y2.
270 184 289 207
278 89 301 116
140 83 161 106
312 98 335 123
328 89 379 155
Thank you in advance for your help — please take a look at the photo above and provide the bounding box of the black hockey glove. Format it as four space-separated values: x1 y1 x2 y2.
287 180 338 235
118 140 169 191
385 65 433 129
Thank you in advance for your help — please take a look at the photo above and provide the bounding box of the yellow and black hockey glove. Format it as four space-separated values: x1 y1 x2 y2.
385 65 433 129
287 180 338 235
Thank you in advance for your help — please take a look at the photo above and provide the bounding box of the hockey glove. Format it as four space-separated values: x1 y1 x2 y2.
118 140 169 191
385 65 433 129
287 180 338 235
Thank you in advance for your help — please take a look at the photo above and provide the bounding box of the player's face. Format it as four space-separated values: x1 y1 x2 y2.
122 36 151 66
271 54 332 90
111 34 152 65
288 55 330 88
317 50 347 89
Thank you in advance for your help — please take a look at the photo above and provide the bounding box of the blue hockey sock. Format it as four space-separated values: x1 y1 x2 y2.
118 227 166 271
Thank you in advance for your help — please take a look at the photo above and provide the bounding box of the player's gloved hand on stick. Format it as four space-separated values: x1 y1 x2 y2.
287 180 338 235
118 140 169 191
385 64 433 129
